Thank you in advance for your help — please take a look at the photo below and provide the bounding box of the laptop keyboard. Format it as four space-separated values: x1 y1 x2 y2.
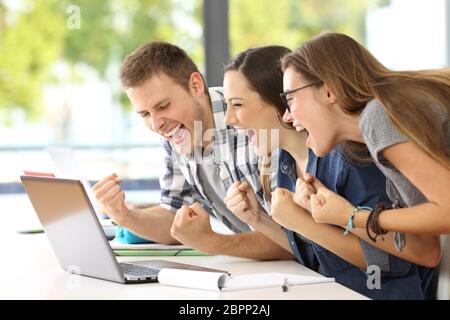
119 263 159 277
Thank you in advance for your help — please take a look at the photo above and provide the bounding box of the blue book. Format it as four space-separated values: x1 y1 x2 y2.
115 226 155 244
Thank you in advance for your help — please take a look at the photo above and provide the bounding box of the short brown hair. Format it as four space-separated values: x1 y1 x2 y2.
120 41 207 93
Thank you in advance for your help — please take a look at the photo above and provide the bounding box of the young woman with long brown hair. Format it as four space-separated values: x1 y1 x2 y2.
279 32 449 288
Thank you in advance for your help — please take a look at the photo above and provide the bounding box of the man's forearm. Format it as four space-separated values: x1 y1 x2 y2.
120 206 180 244
200 231 294 261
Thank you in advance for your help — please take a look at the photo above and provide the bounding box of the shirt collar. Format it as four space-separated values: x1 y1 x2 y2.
179 87 228 162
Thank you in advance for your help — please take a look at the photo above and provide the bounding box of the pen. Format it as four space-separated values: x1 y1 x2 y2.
281 278 288 292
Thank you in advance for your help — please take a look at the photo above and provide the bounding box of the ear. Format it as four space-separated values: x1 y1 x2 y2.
321 83 337 105
189 72 206 97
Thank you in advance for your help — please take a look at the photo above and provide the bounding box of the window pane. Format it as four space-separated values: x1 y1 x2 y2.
229 0 381 55
0 0 203 188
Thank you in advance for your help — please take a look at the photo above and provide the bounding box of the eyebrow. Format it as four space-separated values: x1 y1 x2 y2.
152 99 169 109
136 110 148 116
136 99 169 115
226 97 245 103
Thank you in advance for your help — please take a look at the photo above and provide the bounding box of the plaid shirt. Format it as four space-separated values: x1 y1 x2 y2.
159 88 274 232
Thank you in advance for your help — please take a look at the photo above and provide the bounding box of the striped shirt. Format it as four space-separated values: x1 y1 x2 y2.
158 88 274 232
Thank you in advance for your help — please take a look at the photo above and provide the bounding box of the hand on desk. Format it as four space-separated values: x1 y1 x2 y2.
170 203 215 251
92 173 130 226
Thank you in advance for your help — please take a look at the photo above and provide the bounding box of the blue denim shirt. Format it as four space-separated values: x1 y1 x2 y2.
277 146 435 300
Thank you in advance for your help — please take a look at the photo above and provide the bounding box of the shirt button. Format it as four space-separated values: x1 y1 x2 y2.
291 241 295 246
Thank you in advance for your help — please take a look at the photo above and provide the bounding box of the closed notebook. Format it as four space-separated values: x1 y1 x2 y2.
157 268 334 291
113 249 209 257
109 240 190 250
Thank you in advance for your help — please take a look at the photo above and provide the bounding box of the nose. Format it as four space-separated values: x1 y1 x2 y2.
149 113 165 132
224 107 236 126
282 110 293 124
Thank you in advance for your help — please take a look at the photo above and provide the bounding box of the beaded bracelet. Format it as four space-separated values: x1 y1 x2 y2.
344 206 373 235
366 202 388 242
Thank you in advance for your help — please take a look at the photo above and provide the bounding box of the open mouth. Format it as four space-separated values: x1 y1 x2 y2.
294 123 305 132
161 124 188 144
234 127 257 145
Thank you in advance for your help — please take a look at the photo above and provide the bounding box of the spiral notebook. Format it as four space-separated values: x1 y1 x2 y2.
157 268 334 291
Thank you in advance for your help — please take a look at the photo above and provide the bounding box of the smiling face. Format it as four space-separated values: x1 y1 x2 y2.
223 70 283 157
126 72 209 155
282 66 340 157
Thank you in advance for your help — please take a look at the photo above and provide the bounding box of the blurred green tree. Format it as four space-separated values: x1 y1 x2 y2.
0 0 201 121
0 0 65 121
229 0 387 55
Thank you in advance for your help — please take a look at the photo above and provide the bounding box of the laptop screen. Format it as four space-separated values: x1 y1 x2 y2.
20 176 124 283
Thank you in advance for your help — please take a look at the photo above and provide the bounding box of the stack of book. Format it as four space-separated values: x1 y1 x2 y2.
109 240 209 257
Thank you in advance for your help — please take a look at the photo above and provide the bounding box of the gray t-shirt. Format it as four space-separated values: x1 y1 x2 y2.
196 152 251 234
359 99 450 249
360 99 449 206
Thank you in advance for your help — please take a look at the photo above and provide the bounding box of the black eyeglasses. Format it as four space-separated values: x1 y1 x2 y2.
280 81 322 112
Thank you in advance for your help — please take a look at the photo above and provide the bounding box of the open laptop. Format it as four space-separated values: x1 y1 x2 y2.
20 175 226 284
46 147 100 212
46 147 117 239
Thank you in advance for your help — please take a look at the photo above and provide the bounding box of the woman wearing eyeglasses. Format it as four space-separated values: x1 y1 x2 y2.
278 32 449 298
222 45 436 299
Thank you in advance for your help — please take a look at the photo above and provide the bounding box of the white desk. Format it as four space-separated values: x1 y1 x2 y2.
0 193 368 300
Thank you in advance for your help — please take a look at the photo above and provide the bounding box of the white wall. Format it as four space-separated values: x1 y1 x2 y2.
366 0 449 70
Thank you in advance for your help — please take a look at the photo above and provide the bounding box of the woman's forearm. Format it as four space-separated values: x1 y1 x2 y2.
350 228 441 268
289 212 367 269
251 214 293 254
353 204 450 234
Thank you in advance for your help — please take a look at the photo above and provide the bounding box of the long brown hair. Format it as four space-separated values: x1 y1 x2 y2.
225 46 292 199
282 32 450 169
